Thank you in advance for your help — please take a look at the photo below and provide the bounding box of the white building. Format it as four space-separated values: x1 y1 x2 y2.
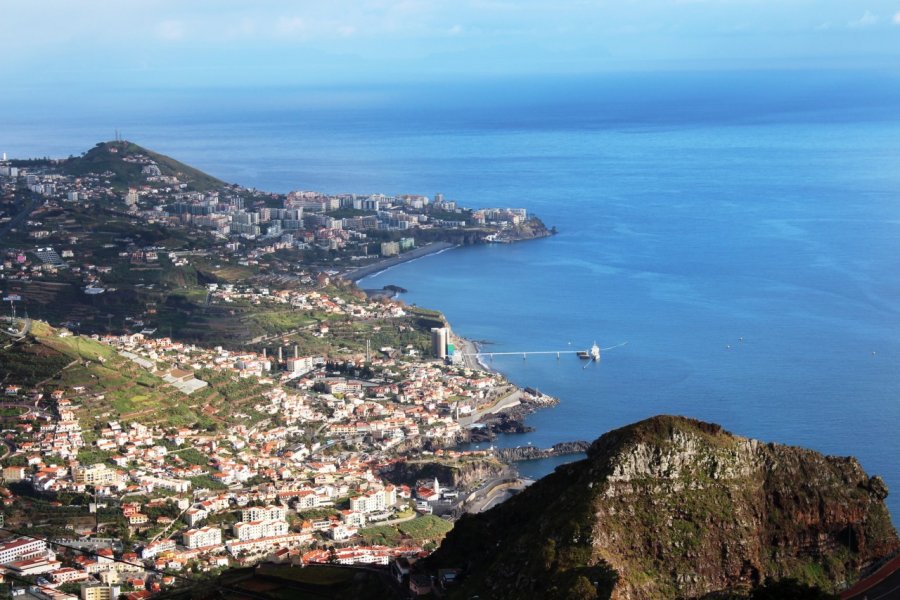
241 505 286 523
6 555 61 576
349 486 397 514
340 510 366 528
286 356 315 375
182 526 222 549
225 533 309 556
185 507 209 527
328 524 357 541
140 539 176 559
0 538 47 565
233 519 289 541
73 464 121 486
137 475 191 494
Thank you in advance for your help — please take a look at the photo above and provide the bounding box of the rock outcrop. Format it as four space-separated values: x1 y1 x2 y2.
382 456 507 491
428 415 899 599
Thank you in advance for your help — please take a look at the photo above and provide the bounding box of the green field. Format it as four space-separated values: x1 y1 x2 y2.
359 514 454 548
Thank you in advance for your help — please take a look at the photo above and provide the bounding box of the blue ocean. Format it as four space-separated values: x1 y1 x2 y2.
3 71 900 517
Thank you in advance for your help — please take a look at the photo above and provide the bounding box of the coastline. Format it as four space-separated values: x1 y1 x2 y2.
454 335 498 374
341 241 457 283
340 234 567 467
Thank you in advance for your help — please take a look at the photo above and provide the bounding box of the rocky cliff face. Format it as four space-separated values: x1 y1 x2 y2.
382 456 506 491
428 416 899 599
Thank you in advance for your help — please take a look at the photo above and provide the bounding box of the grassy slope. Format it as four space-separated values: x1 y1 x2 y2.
0 321 219 429
359 514 453 548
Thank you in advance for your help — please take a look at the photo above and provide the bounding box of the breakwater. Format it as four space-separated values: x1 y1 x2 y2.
496 440 590 461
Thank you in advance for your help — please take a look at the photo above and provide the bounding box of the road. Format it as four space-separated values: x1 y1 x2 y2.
463 478 532 514
0 194 38 243
843 555 900 600
366 511 418 527
457 387 523 427
0 439 12 461
1 317 32 348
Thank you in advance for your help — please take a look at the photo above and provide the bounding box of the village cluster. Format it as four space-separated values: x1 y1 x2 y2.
0 145 542 598
0 283 517 599
0 148 530 278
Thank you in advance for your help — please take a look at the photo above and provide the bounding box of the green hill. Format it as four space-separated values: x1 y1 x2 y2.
61 140 225 192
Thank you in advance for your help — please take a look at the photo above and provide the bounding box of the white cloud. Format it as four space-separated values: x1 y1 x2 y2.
275 16 307 37
847 10 879 28
448 24 463 36
337 25 357 37
156 19 186 41
893 11 900 25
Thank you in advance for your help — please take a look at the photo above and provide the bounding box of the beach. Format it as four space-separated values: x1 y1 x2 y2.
453 333 504 374
342 242 456 283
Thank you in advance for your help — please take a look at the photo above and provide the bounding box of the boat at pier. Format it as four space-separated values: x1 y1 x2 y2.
577 342 601 361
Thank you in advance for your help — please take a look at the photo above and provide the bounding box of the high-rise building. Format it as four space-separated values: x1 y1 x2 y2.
431 327 449 359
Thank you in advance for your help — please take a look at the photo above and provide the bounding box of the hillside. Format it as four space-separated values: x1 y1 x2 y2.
0 321 220 429
61 140 224 191
427 415 900 599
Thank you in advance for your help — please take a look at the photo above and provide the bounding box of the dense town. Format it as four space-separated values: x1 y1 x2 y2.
0 142 540 271
0 143 548 599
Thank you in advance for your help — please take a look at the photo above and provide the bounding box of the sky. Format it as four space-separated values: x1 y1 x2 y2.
2 0 900 91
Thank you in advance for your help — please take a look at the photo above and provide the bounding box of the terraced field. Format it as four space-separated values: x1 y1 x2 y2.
0 321 221 429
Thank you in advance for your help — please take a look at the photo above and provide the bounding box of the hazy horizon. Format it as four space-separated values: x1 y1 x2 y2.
3 1 900 91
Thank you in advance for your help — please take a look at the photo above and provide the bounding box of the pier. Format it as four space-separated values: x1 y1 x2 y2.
460 341 626 362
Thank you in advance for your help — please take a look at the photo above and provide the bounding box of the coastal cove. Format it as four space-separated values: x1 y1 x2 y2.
351 101 900 522
4 72 900 522
361 227 900 509
10 3 900 594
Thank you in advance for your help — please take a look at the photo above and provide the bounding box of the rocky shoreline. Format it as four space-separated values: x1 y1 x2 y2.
495 440 590 461
465 390 559 443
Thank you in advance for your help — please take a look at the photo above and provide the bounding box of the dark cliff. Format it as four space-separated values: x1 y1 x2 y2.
382 456 507 490
428 415 899 599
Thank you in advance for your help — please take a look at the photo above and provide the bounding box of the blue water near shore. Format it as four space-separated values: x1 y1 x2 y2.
3 71 900 518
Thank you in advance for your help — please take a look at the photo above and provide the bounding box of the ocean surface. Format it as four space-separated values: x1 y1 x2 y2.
3 71 900 518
